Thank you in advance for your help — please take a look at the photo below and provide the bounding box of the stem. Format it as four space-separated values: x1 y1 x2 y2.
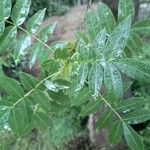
5 20 54 52
99 94 124 123
12 71 60 108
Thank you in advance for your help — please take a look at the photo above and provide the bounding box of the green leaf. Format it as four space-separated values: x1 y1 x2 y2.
76 64 89 91
11 0 31 26
13 34 31 64
0 0 11 20
48 91 70 107
123 110 150 124
0 26 17 52
126 32 143 55
71 88 93 106
132 19 150 35
9 107 25 135
19 72 38 91
109 120 123 145
97 2 116 34
105 16 131 59
27 8 46 34
39 23 57 42
0 76 24 99
0 20 5 35
29 42 42 68
92 29 106 57
80 99 102 117
86 10 99 40
114 58 150 83
31 90 51 112
96 110 112 130
115 97 146 112
34 112 49 128
104 64 123 100
123 124 144 150
88 63 103 98
118 0 135 22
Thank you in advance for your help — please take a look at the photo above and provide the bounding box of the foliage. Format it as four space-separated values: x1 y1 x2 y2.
0 0 150 149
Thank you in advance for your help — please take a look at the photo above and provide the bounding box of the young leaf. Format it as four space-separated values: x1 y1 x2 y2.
132 19 150 35
0 0 11 20
114 58 150 83
80 99 102 117
123 124 144 150
0 26 17 52
39 23 57 42
105 16 131 59
96 110 112 130
97 2 116 34
104 63 123 100
27 8 46 34
123 110 150 124
11 0 31 26
0 76 24 99
88 63 103 98
109 120 123 145
31 90 51 112
19 72 38 91
118 0 135 22
34 112 50 128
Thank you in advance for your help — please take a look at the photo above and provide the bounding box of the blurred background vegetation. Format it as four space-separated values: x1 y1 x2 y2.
0 0 150 149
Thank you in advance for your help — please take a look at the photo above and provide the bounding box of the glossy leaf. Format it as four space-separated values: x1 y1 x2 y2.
123 110 150 124
114 58 150 83
0 76 24 99
123 124 144 150
88 63 103 98
27 8 46 34
104 64 123 100
132 19 150 35
0 26 17 52
0 0 11 19
97 2 116 34
118 0 135 22
96 110 112 130
80 99 102 117
105 16 131 59
39 23 57 42
11 0 31 26
109 120 122 145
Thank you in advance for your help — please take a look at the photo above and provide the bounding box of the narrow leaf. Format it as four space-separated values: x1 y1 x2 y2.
123 124 144 150
109 120 123 145
118 0 135 22
104 63 123 100
11 0 31 26
0 20 5 35
27 9 46 34
88 63 103 98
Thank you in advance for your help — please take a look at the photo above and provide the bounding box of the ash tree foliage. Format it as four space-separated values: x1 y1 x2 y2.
0 0 150 149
